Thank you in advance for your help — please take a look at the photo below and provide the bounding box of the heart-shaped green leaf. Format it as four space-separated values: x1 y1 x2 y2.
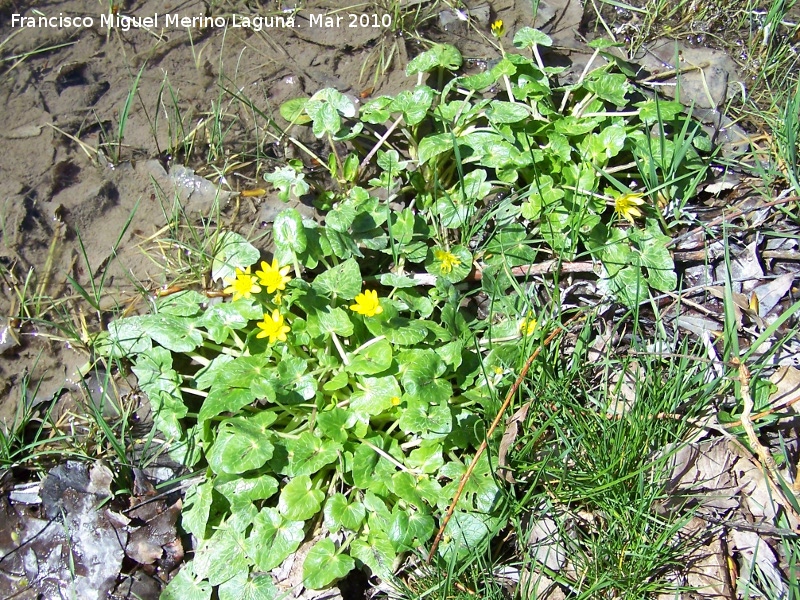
278 475 324 521
302 538 355 589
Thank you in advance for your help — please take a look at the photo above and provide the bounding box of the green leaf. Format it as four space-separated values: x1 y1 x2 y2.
275 353 317 403
347 337 393 375
406 43 462 75
211 231 260 283
377 316 429 345
417 133 453 164
199 300 262 344
273 208 307 254
303 538 355 589
485 100 530 124
312 258 362 300
554 115 602 136
219 571 279 600
351 531 396 579
104 316 152 357
360 96 393 124
377 149 408 178
278 475 324 521
307 305 354 338
438 511 500 561
246 507 305 571
407 510 435 545
286 431 341 476
352 439 401 494
264 166 310 202
316 406 353 443
407 440 445 473
215 473 279 507
194 525 250 586
582 125 626 164
637 223 676 292
322 371 349 392
513 27 553 48
379 273 418 288
326 202 357 232
156 290 204 316
280 97 311 124
391 471 442 507
131 347 186 440
584 71 631 106
604 264 646 306
399 398 452 438
324 493 366 531
457 70 496 90
440 454 501 511
460 169 492 201
161 561 212 600
139 314 203 353
589 37 622 49
398 349 444 392
636 98 685 124
198 387 255 424
305 88 357 137
350 375 401 418
390 86 434 125
207 413 277 475
491 57 517 78
182 480 213 540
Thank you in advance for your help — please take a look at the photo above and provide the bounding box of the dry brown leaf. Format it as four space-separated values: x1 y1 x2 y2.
718 241 763 294
497 402 531 483
676 314 722 338
705 286 759 329
680 517 735 599
731 529 786 597
666 438 740 512
527 517 568 572
606 360 642 417
768 366 800 414
753 273 796 317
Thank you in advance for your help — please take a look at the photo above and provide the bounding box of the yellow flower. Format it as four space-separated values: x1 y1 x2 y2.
256 309 291 344
491 19 505 38
255 259 292 294
614 193 646 224
433 248 461 274
391 396 402 407
519 317 537 336
350 290 383 317
223 267 261 301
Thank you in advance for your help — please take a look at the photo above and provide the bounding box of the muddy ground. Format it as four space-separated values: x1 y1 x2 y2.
0 0 764 597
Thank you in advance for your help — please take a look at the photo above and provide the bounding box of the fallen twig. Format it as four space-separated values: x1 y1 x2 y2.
732 358 800 526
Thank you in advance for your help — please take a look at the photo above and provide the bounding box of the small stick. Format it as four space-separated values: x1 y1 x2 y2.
359 114 404 173
733 358 800 523
427 324 565 562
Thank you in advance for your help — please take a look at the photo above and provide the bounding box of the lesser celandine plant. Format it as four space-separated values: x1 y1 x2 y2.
100 27 716 597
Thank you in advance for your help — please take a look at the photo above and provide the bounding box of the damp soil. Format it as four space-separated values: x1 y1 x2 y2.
0 0 766 597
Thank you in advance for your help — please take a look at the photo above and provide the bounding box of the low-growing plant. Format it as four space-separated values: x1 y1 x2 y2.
100 28 717 596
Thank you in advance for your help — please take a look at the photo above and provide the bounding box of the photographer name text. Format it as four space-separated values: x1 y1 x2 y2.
10 12 392 32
